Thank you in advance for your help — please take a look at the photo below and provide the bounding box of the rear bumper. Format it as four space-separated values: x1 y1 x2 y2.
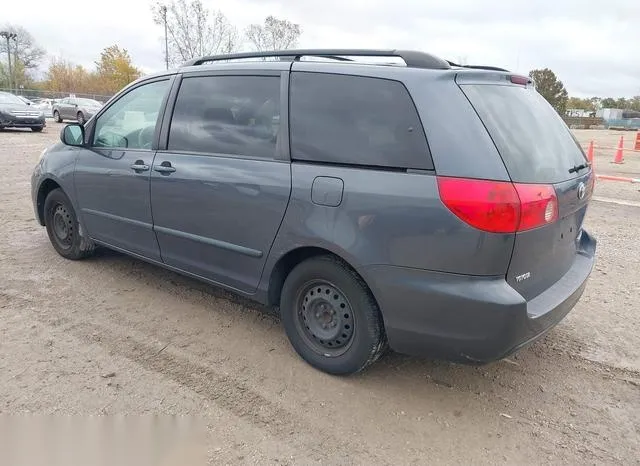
360 230 596 364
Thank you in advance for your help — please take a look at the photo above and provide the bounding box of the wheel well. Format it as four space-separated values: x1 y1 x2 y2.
37 179 62 225
267 247 364 307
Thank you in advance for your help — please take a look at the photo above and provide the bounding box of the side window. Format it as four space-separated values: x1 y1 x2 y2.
168 75 280 159
290 72 432 169
93 80 170 149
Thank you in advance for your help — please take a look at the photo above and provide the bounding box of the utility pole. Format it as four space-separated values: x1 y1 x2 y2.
160 5 169 70
12 35 18 92
0 31 17 92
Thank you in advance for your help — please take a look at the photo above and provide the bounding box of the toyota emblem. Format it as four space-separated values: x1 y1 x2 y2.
577 182 586 200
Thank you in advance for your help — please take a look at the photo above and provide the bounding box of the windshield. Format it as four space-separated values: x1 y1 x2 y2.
77 98 101 106
0 92 25 105
461 84 587 184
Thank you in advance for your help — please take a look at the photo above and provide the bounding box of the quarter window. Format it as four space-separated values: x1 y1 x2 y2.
168 75 281 158
289 72 432 169
93 80 170 149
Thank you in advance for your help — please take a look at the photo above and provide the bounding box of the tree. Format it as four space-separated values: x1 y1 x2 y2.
600 97 617 108
528 68 568 115
0 25 45 89
151 0 239 66
0 25 45 70
94 45 142 94
614 97 629 109
588 97 602 111
567 97 590 110
44 58 93 94
246 16 301 52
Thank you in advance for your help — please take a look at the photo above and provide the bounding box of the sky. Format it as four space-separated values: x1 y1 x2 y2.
3 0 639 97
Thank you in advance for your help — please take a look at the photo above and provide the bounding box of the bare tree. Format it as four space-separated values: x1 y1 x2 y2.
0 24 45 70
246 16 301 52
151 0 239 66
0 25 45 89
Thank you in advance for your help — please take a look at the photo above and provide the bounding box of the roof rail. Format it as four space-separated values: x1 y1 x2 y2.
447 61 510 72
182 49 452 70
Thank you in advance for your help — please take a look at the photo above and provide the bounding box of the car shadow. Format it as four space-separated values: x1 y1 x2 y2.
87 246 582 388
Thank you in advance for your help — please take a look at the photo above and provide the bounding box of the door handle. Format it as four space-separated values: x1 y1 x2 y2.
130 160 149 172
154 161 176 174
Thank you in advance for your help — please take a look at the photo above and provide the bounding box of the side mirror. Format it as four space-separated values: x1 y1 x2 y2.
60 124 85 147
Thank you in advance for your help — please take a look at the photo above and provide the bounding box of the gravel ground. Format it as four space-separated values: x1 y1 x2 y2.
1 126 639 464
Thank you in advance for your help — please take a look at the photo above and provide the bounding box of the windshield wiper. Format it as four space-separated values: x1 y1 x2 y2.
569 163 589 174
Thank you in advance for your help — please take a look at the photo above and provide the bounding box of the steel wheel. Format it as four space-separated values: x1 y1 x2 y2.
281 256 387 374
43 188 95 260
295 280 356 357
50 203 74 250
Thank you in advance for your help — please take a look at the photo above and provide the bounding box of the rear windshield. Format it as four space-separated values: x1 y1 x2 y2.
461 84 587 184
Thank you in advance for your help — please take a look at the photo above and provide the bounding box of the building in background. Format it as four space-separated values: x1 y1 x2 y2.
596 108 640 130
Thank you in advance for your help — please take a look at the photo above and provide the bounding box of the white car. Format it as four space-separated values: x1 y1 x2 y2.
31 98 56 118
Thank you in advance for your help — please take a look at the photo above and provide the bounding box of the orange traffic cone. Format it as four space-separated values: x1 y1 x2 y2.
586 140 594 165
613 136 624 164
634 131 640 151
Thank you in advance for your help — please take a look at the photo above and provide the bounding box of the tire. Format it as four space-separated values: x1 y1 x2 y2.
77 112 85 125
280 255 387 375
31 126 44 132
53 110 62 123
44 188 95 260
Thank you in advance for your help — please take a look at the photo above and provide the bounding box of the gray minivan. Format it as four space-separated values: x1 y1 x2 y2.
31 49 596 375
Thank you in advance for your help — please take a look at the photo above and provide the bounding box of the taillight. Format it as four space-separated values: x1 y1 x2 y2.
514 183 558 230
437 177 557 233
437 177 520 233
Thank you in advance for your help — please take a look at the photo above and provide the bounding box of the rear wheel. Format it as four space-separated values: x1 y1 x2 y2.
44 188 95 260
53 110 62 123
280 256 387 375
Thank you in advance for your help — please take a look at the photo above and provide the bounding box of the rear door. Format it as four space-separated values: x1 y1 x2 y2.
459 80 594 300
150 68 291 293
57 98 70 118
66 98 78 119
62 98 76 119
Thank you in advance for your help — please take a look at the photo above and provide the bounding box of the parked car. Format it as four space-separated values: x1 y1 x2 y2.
0 91 46 132
17 95 35 106
31 49 596 375
52 97 103 124
31 98 56 118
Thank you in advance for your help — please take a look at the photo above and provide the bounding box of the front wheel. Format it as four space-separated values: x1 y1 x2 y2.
31 126 44 132
280 256 387 375
77 111 85 125
53 110 62 123
44 188 95 260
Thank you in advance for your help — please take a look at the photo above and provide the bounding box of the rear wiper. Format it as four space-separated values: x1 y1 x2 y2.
569 163 589 174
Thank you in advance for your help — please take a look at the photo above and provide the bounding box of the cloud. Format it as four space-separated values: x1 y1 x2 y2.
2 0 639 97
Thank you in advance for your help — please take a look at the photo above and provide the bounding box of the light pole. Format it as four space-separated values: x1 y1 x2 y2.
160 5 169 70
0 31 17 92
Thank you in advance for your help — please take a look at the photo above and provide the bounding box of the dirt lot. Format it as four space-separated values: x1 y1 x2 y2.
1 125 639 464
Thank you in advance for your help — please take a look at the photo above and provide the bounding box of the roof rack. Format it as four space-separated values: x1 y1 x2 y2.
447 61 510 72
182 49 452 70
